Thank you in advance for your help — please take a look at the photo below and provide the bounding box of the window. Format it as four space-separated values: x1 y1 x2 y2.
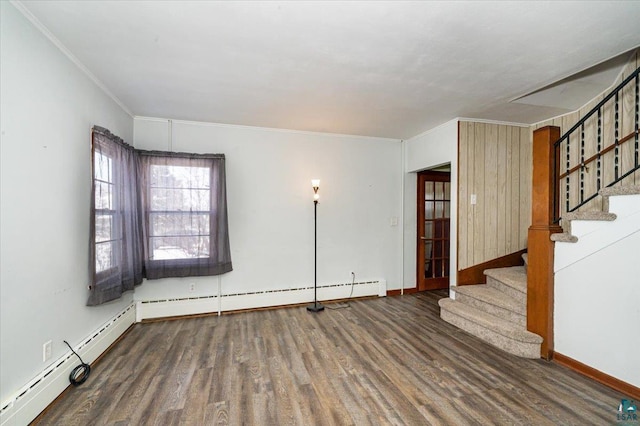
89 127 144 306
94 149 118 274
88 126 232 305
149 164 211 260
137 152 232 280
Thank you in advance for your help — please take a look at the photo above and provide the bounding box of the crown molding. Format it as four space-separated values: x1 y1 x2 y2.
10 1 134 118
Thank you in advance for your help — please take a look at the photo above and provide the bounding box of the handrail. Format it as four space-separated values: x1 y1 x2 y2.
558 129 639 180
554 66 640 148
553 64 639 222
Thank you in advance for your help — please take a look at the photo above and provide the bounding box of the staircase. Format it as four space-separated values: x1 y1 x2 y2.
438 256 543 359
552 185 640 388
551 185 640 244
439 61 639 361
438 185 640 360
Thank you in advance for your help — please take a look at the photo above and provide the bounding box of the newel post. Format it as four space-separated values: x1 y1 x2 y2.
527 126 562 360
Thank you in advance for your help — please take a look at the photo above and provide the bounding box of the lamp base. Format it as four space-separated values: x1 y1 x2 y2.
306 302 325 312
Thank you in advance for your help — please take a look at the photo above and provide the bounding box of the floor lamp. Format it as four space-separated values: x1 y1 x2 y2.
307 179 324 312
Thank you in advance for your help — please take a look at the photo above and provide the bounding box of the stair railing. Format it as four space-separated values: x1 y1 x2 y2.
553 65 640 223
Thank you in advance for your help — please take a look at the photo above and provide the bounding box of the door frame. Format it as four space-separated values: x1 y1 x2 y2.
416 170 451 291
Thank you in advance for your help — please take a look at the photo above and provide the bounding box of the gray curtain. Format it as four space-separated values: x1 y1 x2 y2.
137 150 233 279
88 127 232 306
88 127 143 306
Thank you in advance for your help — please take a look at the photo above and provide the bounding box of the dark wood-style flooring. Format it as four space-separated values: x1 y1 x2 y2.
35 291 626 425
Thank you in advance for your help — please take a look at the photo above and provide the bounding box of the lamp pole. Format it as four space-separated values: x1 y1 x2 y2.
307 179 324 312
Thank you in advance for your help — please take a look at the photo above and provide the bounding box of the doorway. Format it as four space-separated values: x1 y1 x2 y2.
417 170 451 291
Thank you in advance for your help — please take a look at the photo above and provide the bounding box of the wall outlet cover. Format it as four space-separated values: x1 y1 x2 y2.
43 340 52 362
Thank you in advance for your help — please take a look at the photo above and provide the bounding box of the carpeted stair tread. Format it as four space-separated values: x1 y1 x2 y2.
452 285 525 326
600 185 640 197
439 298 540 343
439 298 542 358
484 266 527 294
550 233 578 243
561 212 616 235
562 211 616 222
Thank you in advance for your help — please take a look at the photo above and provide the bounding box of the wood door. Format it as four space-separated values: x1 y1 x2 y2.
417 171 451 291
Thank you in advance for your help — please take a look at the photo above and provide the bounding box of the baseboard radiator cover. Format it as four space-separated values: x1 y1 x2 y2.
137 279 386 320
0 304 136 426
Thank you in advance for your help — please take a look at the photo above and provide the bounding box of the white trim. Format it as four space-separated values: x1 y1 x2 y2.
9 1 134 118
0 304 136 426
455 117 531 128
137 280 385 320
530 109 579 128
408 118 531 143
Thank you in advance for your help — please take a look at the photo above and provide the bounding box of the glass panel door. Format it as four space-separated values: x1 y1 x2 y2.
417 171 451 291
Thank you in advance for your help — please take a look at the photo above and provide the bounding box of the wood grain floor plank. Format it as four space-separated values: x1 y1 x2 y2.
34 291 627 425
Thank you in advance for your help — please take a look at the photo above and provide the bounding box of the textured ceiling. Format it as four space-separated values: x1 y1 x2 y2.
16 1 640 139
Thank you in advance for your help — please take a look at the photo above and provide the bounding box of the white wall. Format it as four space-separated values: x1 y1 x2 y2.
0 2 134 404
554 194 640 387
133 118 403 301
402 119 459 290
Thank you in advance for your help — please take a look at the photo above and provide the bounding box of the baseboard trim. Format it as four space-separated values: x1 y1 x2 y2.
141 295 379 323
457 249 527 285
29 323 136 425
387 287 418 296
0 304 136 426
137 279 386 320
553 351 640 399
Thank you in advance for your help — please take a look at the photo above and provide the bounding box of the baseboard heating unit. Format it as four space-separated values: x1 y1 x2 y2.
137 279 386 321
0 304 136 426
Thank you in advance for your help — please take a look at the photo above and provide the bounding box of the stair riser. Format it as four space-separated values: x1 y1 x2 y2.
440 308 540 359
486 276 526 304
455 293 526 326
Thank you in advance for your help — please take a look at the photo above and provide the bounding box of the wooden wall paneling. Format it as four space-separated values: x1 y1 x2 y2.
458 249 527 285
458 121 468 269
579 100 601 214
554 117 563 128
519 127 532 248
484 124 499 260
510 127 522 251
457 121 534 271
497 125 508 256
602 94 617 193
558 129 568 218
621 63 636 183
582 102 599 210
466 122 476 269
505 128 515 253
564 112 581 214
473 123 485 266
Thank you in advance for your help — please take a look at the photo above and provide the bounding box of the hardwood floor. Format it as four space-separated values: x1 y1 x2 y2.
35 291 626 425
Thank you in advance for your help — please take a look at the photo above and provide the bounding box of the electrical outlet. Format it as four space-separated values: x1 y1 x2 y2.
189 282 196 292
43 340 52 362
